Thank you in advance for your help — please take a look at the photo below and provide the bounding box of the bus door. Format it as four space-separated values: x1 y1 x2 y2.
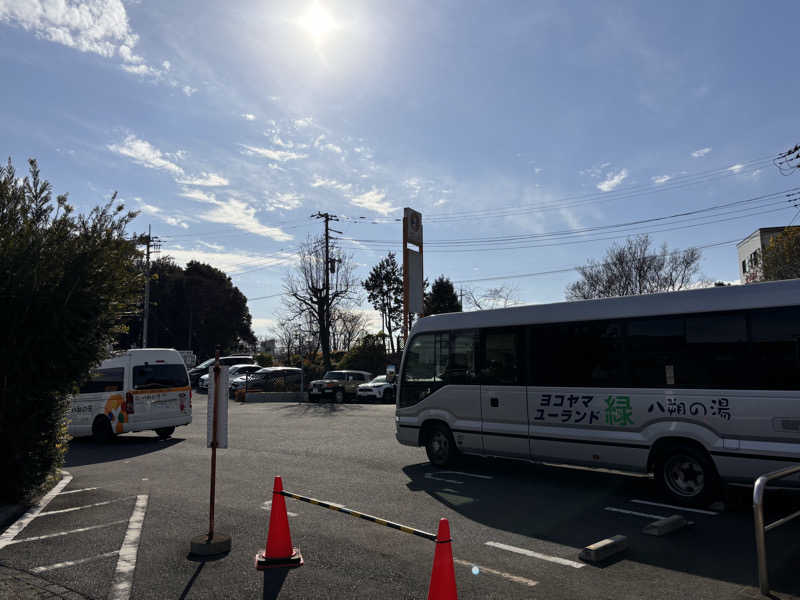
480 328 529 458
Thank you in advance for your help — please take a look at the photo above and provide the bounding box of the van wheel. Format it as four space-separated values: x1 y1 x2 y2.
425 424 459 467
92 415 114 443
335 389 344 403
655 445 719 507
155 426 175 440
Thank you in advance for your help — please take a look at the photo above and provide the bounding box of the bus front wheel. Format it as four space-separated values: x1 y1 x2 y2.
655 445 719 507
424 424 458 467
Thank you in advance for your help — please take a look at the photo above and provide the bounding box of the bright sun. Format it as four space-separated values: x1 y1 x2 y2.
297 2 338 43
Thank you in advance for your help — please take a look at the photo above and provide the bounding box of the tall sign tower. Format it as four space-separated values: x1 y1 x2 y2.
402 207 423 344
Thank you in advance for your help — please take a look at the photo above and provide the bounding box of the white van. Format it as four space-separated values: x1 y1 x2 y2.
69 348 192 442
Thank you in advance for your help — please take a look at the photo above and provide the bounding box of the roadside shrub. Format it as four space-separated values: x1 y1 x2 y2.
338 334 387 375
0 159 140 503
255 352 274 367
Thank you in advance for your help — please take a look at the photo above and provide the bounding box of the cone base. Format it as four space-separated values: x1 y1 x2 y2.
255 548 303 570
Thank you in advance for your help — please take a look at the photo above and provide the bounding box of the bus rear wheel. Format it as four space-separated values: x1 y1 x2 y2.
655 445 719 507
155 426 175 440
425 424 459 467
92 415 114 443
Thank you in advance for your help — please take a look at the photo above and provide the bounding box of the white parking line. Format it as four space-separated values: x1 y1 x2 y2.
630 499 719 516
260 501 298 517
31 551 120 573
58 487 98 495
6 520 128 545
39 496 134 516
439 471 493 480
0 472 73 550
604 507 666 520
485 541 585 569
453 558 538 587
108 494 148 600
424 473 463 485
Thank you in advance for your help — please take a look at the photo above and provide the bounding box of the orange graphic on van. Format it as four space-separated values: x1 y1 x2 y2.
104 393 128 434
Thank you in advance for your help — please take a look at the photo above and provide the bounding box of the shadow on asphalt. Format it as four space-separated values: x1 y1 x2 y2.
402 458 800 596
65 435 184 467
179 561 205 600
262 569 289 599
273 402 366 416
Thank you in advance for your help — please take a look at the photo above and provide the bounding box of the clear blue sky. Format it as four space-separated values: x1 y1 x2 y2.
2 1 799 336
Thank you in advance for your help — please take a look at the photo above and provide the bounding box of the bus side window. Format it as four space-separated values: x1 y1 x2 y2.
750 307 800 390
444 330 477 385
481 329 520 385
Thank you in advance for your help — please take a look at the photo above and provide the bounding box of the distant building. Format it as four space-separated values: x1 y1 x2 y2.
260 338 277 355
737 226 800 283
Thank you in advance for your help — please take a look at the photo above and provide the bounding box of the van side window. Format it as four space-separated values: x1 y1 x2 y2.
79 368 124 394
481 329 520 385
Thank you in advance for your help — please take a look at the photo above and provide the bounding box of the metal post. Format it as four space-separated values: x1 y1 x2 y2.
142 225 151 348
402 213 409 342
753 475 769 595
208 347 220 540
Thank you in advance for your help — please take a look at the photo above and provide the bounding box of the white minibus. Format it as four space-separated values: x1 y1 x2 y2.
69 348 192 442
395 278 800 506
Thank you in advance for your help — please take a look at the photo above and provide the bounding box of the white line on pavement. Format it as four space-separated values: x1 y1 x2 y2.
0 472 73 550
604 507 666 520
108 494 149 600
31 551 120 573
261 501 298 517
39 496 135 516
439 471 493 480
424 473 463 485
7 520 128 545
630 499 719 516
485 541 585 569
59 487 98 495
454 558 538 587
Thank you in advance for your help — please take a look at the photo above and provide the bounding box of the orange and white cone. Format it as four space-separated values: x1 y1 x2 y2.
427 518 457 599
255 476 303 570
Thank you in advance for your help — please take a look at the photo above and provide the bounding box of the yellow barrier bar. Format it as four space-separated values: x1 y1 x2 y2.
279 490 437 542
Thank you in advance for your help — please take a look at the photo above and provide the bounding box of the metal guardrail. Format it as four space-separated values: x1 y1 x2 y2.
753 463 800 596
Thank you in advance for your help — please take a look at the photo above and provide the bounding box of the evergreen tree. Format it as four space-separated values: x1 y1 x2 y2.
363 252 403 353
424 275 462 315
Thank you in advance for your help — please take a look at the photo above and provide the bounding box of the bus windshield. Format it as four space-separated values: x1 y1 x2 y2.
133 364 189 390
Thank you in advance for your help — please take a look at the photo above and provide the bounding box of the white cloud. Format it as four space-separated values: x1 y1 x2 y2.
182 85 197 96
197 196 294 241
559 207 581 231
310 174 351 192
137 201 190 229
728 164 744 173
176 172 229 187
349 188 396 215
691 147 712 158
597 168 628 192
163 248 295 276
652 174 671 184
580 162 611 179
313 134 342 154
404 177 422 197
267 192 303 211
108 135 184 177
179 187 216 203
162 60 171 71
294 117 312 127
0 0 171 78
240 144 307 162
242 113 256 121
272 135 293 148
251 317 278 335
198 241 224 251
433 198 448 207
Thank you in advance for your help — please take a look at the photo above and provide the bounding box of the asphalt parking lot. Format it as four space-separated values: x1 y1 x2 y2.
2 394 800 599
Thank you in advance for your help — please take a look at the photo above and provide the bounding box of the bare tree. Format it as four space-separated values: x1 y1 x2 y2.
331 308 368 352
465 284 520 311
566 234 702 300
283 235 358 369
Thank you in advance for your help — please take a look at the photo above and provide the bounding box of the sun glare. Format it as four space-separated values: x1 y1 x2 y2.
297 2 338 43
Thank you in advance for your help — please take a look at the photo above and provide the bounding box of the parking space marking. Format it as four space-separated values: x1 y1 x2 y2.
630 499 719 516
58 487 98 495
31 551 120 573
453 558 538 587
261 500 298 517
604 507 666 520
108 494 148 600
425 473 463 485
440 471 493 480
485 541 585 569
6 520 128 546
0 472 73 550
39 496 135 516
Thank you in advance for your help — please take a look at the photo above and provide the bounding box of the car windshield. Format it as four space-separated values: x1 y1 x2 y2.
196 358 214 369
370 376 386 384
322 371 347 380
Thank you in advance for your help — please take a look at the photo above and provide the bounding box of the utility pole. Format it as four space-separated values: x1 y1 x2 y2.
138 225 160 349
311 212 341 369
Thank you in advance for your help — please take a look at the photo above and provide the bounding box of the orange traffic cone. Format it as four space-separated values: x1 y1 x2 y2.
255 476 303 570
427 518 457 599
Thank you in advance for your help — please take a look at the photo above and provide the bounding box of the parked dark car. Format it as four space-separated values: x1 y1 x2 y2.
188 355 255 388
